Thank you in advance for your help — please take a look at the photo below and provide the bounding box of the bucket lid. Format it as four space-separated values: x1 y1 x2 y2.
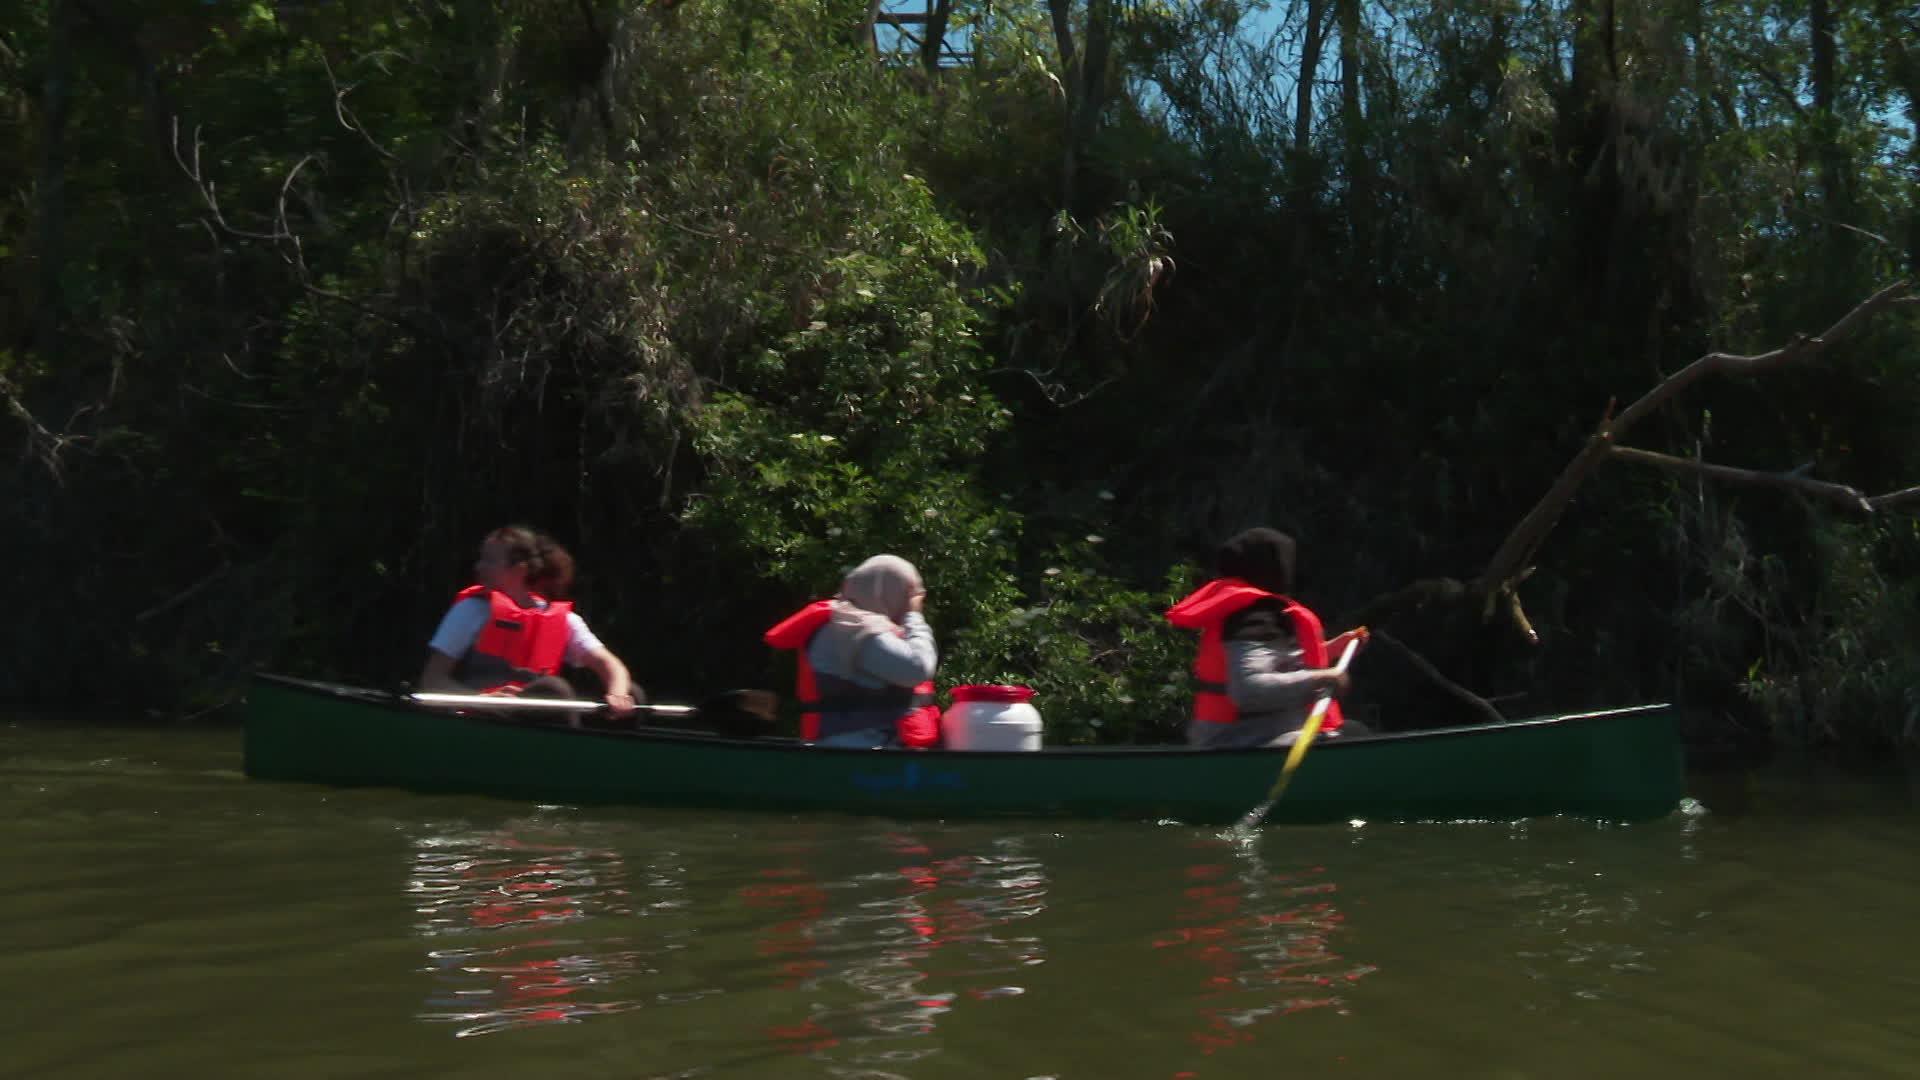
950 684 1035 703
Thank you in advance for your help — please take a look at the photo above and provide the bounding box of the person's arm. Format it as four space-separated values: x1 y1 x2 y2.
1222 602 1343 713
420 599 491 692
854 612 938 688
581 645 637 716
1223 639 1340 712
418 650 466 692
564 612 638 715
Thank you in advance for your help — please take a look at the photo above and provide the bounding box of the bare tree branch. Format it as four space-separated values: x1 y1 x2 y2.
2 375 86 481
1370 628 1508 724
170 115 322 286
1869 485 1920 512
1477 280 1915 598
133 561 232 624
1347 281 1916 696
1609 445 1875 514
320 53 397 162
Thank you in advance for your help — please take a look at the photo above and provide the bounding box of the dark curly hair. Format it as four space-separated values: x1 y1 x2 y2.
488 525 577 599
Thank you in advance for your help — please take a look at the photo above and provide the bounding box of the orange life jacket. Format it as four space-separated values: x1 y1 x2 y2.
1165 579 1343 731
451 585 574 692
763 599 940 746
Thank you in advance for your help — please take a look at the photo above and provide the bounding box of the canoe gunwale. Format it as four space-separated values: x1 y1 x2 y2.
247 672 1671 758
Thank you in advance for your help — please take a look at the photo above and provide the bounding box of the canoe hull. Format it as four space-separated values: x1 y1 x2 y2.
243 675 1685 824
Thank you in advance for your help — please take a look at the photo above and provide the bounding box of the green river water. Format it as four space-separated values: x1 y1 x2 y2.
3 722 1918 1079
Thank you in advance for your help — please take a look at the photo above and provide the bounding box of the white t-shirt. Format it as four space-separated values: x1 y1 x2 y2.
427 596 605 669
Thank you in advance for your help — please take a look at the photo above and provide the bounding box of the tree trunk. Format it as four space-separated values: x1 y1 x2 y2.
1337 0 1363 222
1909 92 1920 278
35 0 73 363
1047 0 1078 206
921 0 952 76
1046 0 1075 72
1294 0 1326 155
1567 0 1613 106
1872 0 1919 275
1076 0 1113 143
1561 0 1621 318
1058 0 1112 212
1809 0 1846 212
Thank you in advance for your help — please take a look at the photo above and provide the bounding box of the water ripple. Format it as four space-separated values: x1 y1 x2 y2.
406 825 673 1036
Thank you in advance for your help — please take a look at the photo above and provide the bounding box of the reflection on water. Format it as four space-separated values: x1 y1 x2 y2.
12 728 1920 1079
395 818 1382 1073
359 807 1920 1076
401 819 1065 1071
1157 836 1376 1061
409 825 671 1037
755 830 1050 1078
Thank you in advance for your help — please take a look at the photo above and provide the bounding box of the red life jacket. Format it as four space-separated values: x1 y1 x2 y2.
450 584 575 692
763 599 940 747
1165 579 1343 731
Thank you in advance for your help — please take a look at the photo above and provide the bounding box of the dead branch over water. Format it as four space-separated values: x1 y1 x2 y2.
1362 282 1919 715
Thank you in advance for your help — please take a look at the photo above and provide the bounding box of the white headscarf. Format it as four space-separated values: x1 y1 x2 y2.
818 554 923 673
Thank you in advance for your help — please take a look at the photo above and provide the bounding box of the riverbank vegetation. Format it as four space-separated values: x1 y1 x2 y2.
5 0 1918 749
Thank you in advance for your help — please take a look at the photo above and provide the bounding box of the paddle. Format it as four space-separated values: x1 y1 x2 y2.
408 689 778 736
1235 633 1363 831
412 690 688 716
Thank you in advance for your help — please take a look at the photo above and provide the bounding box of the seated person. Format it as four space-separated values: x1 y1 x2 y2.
419 525 638 717
1166 527 1365 748
763 554 940 748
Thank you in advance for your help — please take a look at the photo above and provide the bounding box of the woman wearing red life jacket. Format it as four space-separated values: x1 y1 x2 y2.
1166 527 1367 749
763 554 941 749
418 525 640 717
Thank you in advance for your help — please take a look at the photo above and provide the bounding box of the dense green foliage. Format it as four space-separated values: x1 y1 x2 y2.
4 0 1917 747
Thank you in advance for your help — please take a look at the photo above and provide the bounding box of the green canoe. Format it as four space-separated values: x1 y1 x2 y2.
243 674 1686 825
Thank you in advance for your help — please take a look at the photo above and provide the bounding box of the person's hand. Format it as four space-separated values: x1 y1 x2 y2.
909 590 926 614
1318 670 1352 696
605 690 637 717
1329 626 1370 654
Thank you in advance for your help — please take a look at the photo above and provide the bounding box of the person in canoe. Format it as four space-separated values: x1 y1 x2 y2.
418 525 640 717
1166 527 1367 748
763 554 942 749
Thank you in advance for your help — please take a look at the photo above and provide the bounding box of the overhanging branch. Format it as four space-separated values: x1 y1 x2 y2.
1609 445 1875 514
1478 281 1915 601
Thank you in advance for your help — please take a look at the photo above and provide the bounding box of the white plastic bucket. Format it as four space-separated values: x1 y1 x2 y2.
941 684 1043 751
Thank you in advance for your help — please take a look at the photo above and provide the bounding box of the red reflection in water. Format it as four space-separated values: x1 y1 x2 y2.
765 1017 840 1054
1154 846 1372 1070
742 866 831 991
411 830 643 1037
750 831 1046 1066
